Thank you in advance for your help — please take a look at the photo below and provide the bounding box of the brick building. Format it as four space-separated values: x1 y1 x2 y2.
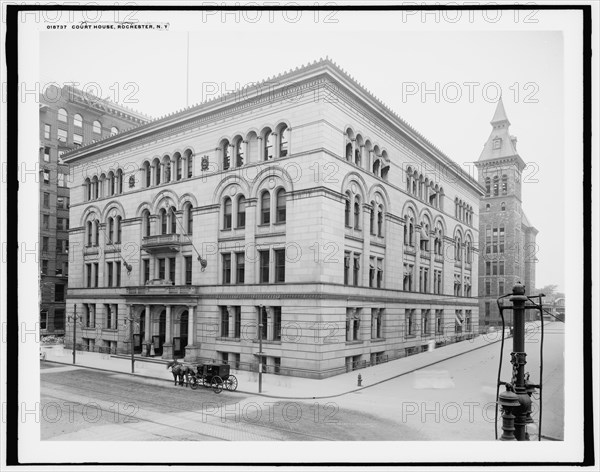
39 85 149 335
63 59 482 378
475 98 538 327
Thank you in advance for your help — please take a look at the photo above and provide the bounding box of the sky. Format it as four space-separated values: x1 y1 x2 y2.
37 8 572 292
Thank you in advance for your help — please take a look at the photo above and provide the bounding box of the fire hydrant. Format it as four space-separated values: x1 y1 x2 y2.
357 374 362 386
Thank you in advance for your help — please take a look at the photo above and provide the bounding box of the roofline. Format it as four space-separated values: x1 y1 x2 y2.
61 57 484 194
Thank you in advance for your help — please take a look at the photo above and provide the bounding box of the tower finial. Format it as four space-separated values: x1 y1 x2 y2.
490 95 510 127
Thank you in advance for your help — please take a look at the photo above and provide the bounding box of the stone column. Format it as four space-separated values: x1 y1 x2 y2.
142 304 151 356
150 165 156 186
162 305 173 359
257 136 263 161
266 306 274 341
229 144 236 167
185 305 200 362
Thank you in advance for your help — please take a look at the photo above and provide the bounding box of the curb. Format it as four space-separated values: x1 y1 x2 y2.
41 331 514 400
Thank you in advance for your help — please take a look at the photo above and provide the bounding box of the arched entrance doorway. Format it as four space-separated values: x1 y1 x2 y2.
154 310 166 356
174 310 188 359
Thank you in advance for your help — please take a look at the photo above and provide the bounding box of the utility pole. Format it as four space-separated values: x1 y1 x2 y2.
68 304 80 365
124 306 138 374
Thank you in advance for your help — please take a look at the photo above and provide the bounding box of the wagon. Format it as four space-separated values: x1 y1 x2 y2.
189 363 238 394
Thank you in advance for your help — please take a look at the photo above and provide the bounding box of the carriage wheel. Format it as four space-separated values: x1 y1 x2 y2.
225 375 238 391
189 375 198 390
212 376 223 394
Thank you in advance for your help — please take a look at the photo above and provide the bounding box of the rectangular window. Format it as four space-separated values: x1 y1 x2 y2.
57 197 64 209
369 257 375 288
143 259 150 284
54 309 65 331
185 256 192 285
40 311 48 330
58 128 67 142
169 257 176 284
485 302 491 317
273 306 282 341
486 261 491 276
41 259 48 274
86 263 92 288
44 124 51 139
158 258 166 280
43 170 50 184
54 284 64 302
222 253 231 284
43 192 50 208
485 280 491 296
94 263 99 287
259 250 270 284
405 309 414 336
42 237 49 252
492 262 498 276
220 306 229 337
344 251 350 285
115 262 121 287
353 254 360 286
274 249 285 283
422 309 430 336
107 261 113 287
499 261 505 276
499 280 505 295
43 146 50 161
234 306 241 338
436 309 444 335
43 214 49 230
273 357 281 375
236 252 245 284
73 133 83 145
377 258 383 288
58 173 65 187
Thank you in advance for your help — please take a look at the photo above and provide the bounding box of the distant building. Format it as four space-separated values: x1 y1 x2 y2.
39 85 150 336
475 98 538 327
63 59 482 378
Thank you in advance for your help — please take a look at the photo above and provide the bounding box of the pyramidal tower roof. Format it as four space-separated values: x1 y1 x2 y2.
478 96 519 162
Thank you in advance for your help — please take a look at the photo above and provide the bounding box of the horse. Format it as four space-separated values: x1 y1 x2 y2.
166 360 195 387
166 360 185 386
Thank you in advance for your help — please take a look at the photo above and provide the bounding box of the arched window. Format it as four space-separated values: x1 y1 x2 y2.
235 138 244 167
263 129 274 161
455 236 462 261
153 159 161 186
185 149 193 178
369 202 375 235
94 220 99 246
186 204 193 235
58 108 67 123
74 114 83 128
170 207 177 234
107 217 114 243
354 197 361 230
84 178 91 201
111 126 119 136
87 221 93 246
93 120 101 134
237 196 246 228
345 192 351 227
346 142 353 161
174 153 182 181
372 159 380 176
354 146 361 166
115 216 122 243
142 210 151 237
223 197 232 229
493 176 499 196
108 171 115 196
381 166 389 181
276 189 286 223
160 209 167 235
92 176 99 199
485 178 491 196
501 202 506 211
502 174 508 195
163 157 171 182
221 140 231 170
279 125 288 157
404 215 415 246
377 206 384 237
260 191 270 225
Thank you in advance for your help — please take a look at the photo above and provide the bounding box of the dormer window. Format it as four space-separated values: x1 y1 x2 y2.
492 137 502 150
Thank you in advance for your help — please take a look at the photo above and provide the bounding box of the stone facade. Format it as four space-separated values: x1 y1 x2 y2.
475 98 538 327
64 59 482 378
39 85 149 336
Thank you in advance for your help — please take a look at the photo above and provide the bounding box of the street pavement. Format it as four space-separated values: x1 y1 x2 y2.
40 321 564 440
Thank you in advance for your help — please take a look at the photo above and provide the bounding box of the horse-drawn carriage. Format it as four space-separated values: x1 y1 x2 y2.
167 360 238 394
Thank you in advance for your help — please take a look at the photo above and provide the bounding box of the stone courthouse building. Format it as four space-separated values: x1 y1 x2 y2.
475 98 538 327
64 59 482 378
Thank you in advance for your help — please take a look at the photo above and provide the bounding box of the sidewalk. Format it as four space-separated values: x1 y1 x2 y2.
42 330 510 399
